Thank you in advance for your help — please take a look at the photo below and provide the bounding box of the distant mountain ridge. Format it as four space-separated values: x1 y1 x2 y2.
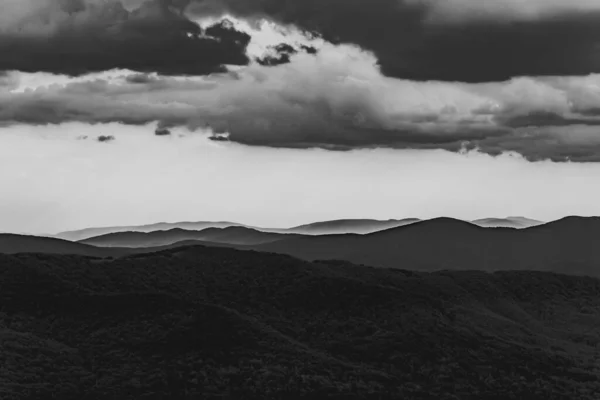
54 218 421 241
54 216 541 242
8 216 600 280
286 218 422 235
80 226 303 248
471 216 543 229
53 221 248 242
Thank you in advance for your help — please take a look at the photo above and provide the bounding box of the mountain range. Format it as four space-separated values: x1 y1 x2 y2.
3 215 600 279
51 216 542 242
79 226 301 248
255 216 600 277
52 221 248 242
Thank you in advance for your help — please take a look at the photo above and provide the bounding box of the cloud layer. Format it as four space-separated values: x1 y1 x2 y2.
3 40 600 162
193 0 600 82
1 2 599 162
2 1 599 82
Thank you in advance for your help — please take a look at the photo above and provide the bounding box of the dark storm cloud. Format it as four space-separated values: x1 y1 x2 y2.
467 125 600 163
155 127 172 135
189 0 600 82
256 43 319 66
4 60 600 161
3 0 599 81
497 112 600 129
125 73 157 84
3 20 600 165
0 0 251 76
97 135 115 142
256 43 297 66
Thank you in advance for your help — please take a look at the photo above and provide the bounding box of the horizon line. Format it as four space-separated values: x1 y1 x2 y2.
4 214 567 237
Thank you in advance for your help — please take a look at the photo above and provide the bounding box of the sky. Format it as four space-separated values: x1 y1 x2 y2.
1 0 600 234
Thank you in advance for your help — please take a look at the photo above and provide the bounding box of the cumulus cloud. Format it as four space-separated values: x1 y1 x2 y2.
0 0 252 76
2 40 600 161
192 0 600 82
97 135 116 142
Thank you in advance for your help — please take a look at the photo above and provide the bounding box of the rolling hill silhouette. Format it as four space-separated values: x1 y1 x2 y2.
0 234 132 258
53 216 545 243
285 218 422 235
1 245 599 399
53 221 247 241
7 216 600 279
255 216 600 278
54 218 425 241
80 226 302 248
471 216 543 229
0 233 233 258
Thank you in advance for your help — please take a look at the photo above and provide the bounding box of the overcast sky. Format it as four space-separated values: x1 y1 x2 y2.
1 0 600 234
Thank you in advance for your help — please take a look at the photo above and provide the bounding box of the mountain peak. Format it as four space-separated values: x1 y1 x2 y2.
421 217 479 227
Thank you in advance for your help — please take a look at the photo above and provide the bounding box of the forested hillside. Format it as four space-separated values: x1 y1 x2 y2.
1 246 599 399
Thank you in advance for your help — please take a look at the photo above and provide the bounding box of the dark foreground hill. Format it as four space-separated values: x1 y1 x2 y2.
0 234 232 258
0 234 134 258
255 217 600 278
1 245 599 399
